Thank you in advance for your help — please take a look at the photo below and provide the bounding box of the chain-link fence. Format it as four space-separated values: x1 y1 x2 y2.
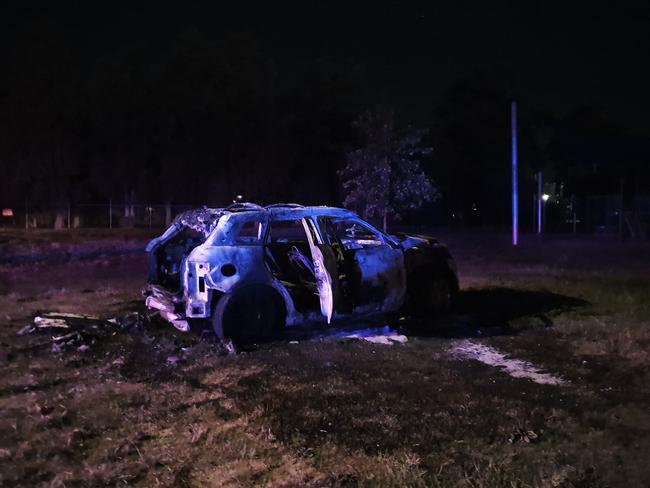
536 194 649 239
0 203 194 229
1 196 649 240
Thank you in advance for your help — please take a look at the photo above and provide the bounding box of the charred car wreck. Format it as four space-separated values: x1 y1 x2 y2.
145 203 458 344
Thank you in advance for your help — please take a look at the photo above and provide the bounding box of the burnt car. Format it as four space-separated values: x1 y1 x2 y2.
145 203 458 343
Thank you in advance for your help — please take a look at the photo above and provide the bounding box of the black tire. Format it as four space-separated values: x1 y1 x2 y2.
410 271 456 316
212 285 286 345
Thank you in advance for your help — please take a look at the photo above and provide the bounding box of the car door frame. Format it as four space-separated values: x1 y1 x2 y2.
264 215 339 324
319 215 407 312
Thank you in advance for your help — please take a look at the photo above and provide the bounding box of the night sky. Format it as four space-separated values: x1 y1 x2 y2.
3 1 649 133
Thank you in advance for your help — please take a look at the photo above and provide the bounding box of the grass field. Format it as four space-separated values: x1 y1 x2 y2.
0 228 157 266
0 231 649 487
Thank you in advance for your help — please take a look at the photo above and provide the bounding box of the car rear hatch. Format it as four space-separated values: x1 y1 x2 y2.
146 208 223 292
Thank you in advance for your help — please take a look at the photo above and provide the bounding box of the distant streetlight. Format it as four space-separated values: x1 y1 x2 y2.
232 194 244 203
542 193 550 202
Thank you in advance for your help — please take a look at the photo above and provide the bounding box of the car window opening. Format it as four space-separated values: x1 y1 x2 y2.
330 218 383 250
234 220 264 245
264 218 320 313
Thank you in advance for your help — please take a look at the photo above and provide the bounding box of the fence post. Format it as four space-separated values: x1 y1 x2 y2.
165 203 172 227
572 195 577 234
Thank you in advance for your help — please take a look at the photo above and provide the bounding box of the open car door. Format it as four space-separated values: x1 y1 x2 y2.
301 218 337 323
322 216 406 312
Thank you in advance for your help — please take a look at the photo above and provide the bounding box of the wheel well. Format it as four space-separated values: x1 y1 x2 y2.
408 264 458 295
405 264 458 316
218 283 287 320
211 282 288 343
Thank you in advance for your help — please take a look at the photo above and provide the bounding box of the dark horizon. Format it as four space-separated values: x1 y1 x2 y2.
1 1 649 233
2 1 649 132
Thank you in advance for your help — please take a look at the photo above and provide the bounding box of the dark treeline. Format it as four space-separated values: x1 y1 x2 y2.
0 24 368 213
428 67 650 228
1 23 647 227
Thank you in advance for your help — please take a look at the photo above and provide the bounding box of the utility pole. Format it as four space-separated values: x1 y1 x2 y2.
511 101 518 246
537 171 542 234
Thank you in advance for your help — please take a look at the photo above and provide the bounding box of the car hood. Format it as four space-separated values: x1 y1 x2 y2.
389 232 442 250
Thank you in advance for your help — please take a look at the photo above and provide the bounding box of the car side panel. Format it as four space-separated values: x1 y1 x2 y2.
353 246 406 312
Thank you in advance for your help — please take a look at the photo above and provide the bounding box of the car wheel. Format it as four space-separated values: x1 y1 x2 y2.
212 285 286 345
427 275 453 312
412 273 455 316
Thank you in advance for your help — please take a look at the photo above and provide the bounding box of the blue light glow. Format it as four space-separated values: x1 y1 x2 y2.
511 101 518 246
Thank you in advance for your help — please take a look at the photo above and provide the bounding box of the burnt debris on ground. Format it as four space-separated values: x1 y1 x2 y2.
17 312 146 353
14 311 234 361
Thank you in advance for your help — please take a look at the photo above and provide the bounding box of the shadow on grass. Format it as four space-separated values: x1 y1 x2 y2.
276 287 590 344
119 287 591 353
457 286 588 323
413 287 590 338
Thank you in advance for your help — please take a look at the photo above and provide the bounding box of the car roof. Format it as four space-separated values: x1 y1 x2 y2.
172 203 365 239
197 203 359 220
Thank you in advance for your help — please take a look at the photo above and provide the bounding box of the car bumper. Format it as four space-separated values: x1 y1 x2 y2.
143 284 190 331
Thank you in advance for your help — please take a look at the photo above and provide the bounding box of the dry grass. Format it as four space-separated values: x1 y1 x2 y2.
0 232 649 486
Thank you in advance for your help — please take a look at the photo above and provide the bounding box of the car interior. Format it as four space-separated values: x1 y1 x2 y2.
264 219 321 312
151 227 206 292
